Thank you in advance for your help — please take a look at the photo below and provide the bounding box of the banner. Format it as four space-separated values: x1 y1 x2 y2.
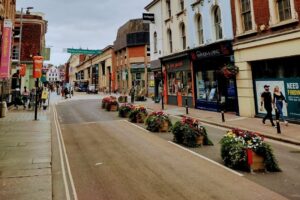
255 79 300 120
0 19 13 79
33 56 43 78
20 64 26 77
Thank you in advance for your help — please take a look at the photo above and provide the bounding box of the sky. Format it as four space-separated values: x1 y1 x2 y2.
17 0 150 66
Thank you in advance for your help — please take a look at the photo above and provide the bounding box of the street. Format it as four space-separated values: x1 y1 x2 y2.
52 98 300 200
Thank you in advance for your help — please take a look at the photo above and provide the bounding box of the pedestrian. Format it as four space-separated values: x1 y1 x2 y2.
260 85 275 127
129 87 135 104
64 87 69 99
273 86 288 126
22 86 30 109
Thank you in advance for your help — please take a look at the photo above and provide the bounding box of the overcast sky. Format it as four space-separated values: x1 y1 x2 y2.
17 0 150 66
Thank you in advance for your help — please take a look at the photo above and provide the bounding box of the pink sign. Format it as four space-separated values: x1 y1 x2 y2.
0 19 13 79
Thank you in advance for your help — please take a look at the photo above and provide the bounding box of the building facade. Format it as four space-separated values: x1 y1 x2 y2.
74 46 115 93
46 66 60 82
231 0 300 122
114 19 150 95
188 0 237 113
12 11 47 91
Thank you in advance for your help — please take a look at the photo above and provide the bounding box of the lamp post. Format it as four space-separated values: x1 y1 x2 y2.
18 7 34 90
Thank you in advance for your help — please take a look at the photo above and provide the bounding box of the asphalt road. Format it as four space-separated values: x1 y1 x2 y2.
54 99 299 200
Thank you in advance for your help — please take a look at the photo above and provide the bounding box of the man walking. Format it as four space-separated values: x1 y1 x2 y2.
261 85 275 127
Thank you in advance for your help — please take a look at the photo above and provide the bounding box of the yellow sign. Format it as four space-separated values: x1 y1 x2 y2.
41 90 49 100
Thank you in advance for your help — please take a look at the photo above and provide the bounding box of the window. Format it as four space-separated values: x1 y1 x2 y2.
154 32 157 53
240 0 253 31
196 14 204 45
166 0 171 18
167 29 173 53
277 0 292 21
213 6 223 40
12 46 19 60
180 0 184 11
180 23 186 50
168 71 192 96
196 71 218 102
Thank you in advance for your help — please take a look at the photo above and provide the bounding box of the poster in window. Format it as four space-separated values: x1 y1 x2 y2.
255 80 287 116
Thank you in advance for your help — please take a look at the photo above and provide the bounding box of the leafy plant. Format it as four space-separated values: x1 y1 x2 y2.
145 111 172 132
118 103 134 118
128 106 148 123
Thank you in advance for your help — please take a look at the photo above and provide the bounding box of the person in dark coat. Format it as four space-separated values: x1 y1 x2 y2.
260 85 275 127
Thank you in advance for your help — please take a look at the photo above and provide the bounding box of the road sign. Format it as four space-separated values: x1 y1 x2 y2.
67 48 102 55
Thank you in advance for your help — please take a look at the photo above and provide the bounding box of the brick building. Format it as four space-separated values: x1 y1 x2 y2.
231 0 300 122
12 11 47 91
114 19 150 95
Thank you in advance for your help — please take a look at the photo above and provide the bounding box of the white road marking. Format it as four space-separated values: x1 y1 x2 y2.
53 105 78 200
95 163 103 166
168 141 244 177
53 106 71 200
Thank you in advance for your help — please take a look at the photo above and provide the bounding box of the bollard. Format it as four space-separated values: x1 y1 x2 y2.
221 111 225 122
185 98 189 115
275 109 281 134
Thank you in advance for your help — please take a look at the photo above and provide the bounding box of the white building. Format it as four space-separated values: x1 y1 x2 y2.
46 66 60 82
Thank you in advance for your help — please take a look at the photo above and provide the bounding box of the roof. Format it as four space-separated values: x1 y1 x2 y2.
145 0 160 11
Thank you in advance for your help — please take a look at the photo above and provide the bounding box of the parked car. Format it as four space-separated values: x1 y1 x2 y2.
87 84 98 94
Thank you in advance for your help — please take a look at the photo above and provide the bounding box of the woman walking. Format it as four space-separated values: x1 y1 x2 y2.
273 86 288 126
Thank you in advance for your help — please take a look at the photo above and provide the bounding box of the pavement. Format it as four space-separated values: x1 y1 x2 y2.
0 92 62 200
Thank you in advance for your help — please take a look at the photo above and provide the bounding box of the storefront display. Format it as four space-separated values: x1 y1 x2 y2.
252 56 300 121
190 41 238 113
162 56 193 107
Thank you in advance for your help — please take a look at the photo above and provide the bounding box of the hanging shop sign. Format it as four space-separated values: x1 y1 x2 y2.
33 56 44 78
20 64 27 77
255 79 300 120
0 19 13 79
190 41 233 61
143 13 155 23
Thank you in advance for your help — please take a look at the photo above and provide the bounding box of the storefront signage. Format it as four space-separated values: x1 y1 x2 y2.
0 19 13 79
255 79 300 120
33 56 44 78
143 13 155 23
165 59 189 72
190 41 232 61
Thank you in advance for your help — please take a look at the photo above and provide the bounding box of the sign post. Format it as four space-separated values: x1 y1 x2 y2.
33 56 43 120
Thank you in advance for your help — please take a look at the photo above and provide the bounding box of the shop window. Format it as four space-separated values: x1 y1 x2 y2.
196 70 218 102
136 73 141 80
196 14 204 45
213 6 223 40
168 71 192 96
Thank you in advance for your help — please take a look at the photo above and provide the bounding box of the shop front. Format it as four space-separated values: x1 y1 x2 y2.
149 59 162 102
190 41 238 113
252 56 300 122
161 54 193 108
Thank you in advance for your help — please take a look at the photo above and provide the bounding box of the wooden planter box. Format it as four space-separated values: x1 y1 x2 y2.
109 105 118 111
136 113 146 123
159 121 169 132
250 152 265 172
196 135 204 146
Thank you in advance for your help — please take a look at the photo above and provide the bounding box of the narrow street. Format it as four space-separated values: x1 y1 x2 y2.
52 98 300 200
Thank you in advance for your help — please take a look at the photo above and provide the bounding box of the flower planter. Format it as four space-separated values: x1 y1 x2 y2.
118 96 127 103
102 102 107 109
136 114 146 123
